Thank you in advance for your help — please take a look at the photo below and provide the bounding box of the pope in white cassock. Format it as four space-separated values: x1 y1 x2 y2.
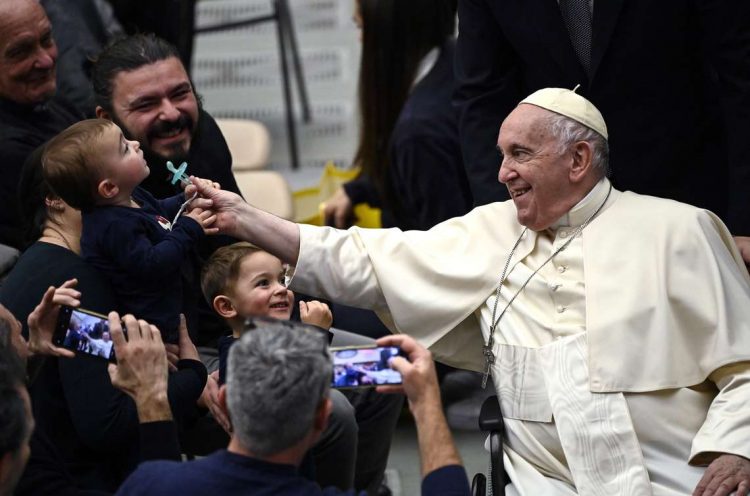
192 88 750 496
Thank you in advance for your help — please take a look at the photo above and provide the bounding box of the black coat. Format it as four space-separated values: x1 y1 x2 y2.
0 97 82 249
455 0 750 233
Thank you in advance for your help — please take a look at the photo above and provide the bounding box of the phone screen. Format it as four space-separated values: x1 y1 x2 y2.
55 307 116 361
331 346 403 388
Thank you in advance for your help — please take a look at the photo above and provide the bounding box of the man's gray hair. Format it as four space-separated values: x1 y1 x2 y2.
546 112 610 175
226 321 332 457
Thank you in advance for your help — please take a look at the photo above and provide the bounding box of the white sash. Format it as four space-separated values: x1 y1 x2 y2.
494 334 653 495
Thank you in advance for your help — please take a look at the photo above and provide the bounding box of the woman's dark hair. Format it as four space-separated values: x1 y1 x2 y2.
91 33 182 114
17 145 51 248
354 0 457 201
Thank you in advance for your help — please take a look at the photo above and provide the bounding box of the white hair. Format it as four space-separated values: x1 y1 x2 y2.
545 112 610 176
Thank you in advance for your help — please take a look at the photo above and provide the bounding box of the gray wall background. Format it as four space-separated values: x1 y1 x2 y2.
193 0 361 188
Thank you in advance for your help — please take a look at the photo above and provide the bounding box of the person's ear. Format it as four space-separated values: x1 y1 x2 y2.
312 397 332 434
569 140 593 183
97 179 119 200
213 295 237 319
95 106 111 120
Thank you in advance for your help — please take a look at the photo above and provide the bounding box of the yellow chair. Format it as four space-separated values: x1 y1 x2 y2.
293 162 381 228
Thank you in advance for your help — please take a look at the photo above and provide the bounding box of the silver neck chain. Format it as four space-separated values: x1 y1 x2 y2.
481 183 612 388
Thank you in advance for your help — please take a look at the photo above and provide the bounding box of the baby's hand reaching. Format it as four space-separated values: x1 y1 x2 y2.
185 207 218 235
299 300 333 330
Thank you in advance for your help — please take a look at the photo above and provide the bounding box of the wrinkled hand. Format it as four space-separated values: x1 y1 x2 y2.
734 236 750 267
185 207 218 235
323 187 355 228
26 278 80 358
693 454 750 496
189 176 245 237
299 300 333 330
185 177 220 199
108 313 172 422
198 370 232 434
374 334 440 412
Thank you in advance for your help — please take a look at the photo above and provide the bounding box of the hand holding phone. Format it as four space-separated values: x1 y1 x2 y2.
54 306 118 361
107 313 171 423
373 334 440 401
27 278 81 359
330 345 405 389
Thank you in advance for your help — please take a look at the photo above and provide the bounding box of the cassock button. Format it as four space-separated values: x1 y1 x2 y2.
549 283 561 291
557 265 567 274
559 230 568 239
556 305 566 313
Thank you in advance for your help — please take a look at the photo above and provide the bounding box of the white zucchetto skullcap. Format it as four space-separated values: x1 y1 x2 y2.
520 86 608 140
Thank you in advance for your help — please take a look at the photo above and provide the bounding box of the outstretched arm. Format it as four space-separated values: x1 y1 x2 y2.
190 177 301 264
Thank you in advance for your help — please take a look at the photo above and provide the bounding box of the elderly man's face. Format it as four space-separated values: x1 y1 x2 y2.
497 104 580 231
0 0 57 105
103 57 199 164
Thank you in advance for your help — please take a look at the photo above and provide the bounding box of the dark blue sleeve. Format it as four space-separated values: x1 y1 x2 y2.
155 192 189 219
421 465 471 496
98 214 204 280
167 359 208 426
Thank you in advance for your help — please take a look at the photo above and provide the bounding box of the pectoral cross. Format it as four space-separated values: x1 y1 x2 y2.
481 329 496 389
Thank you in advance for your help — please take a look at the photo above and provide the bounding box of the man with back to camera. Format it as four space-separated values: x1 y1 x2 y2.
190 87 750 495
116 321 472 496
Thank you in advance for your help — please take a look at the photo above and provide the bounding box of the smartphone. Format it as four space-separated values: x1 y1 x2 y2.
330 345 404 388
55 306 118 361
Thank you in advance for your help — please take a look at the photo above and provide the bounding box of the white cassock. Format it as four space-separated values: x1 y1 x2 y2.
289 178 750 495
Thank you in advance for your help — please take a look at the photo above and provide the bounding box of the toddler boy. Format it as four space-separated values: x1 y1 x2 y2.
200 241 332 382
43 119 216 341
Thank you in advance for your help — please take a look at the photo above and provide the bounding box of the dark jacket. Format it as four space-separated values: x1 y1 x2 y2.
454 0 750 233
0 242 206 492
0 97 82 249
344 41 472 231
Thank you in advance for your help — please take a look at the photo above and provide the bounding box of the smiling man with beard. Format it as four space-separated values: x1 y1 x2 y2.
91 33 241 201
90 34 245 355
88 35 274 463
